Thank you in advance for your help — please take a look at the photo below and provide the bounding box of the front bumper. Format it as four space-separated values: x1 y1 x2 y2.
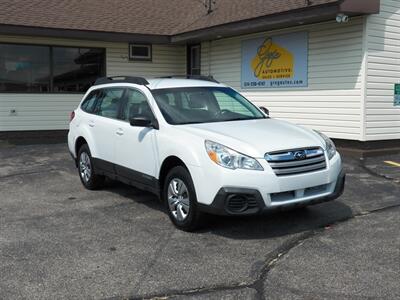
198 168 346 216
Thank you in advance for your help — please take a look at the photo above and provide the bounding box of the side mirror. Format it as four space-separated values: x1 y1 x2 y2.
129 116 159 129
259 106 269 116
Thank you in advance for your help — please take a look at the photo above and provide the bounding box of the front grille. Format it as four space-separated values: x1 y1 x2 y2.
270 191 295 202
270 184 329 203
265 147 326 176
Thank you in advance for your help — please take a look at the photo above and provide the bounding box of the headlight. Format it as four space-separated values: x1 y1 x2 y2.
314 130 336 160
205 140 263 171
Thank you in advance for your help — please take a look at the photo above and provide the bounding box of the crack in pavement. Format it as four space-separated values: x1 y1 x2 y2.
359 158 400 183
265 283 381 300
120 203 400 300
0 168 60 179
132 228 176 294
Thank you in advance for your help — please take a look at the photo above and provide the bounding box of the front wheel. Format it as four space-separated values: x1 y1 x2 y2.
164 166 202 231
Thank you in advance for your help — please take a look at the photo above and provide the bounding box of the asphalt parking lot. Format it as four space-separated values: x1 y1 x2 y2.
1 143 399 299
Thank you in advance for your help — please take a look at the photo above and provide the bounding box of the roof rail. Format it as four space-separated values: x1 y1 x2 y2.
94 76 149 86
158 75 219 83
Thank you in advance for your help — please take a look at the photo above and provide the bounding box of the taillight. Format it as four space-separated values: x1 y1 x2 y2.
70 111 75 122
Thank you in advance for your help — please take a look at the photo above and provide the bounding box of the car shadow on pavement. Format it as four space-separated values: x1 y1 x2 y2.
103 179 353 240
200 201 353 239
102 179 167 211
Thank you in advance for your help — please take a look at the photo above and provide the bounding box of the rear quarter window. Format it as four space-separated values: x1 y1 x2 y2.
93 88 125 119
81 90 99 113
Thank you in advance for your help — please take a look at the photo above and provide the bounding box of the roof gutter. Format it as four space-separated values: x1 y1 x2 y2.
171 0 380 44
0 24 170 44
0 0 380 44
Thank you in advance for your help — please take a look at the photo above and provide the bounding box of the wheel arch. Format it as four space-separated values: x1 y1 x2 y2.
75 136 88 157
158 156 189 196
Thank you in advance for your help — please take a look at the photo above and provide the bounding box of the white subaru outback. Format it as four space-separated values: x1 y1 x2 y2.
68 76 345 231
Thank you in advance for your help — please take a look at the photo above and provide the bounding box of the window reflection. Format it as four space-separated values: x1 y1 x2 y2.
0 43 105 93
0 44 50 92
53 47 104 92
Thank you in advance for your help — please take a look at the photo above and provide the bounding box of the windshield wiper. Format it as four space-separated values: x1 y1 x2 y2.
224 117 264 122
177 121 203 125
177 117 265 125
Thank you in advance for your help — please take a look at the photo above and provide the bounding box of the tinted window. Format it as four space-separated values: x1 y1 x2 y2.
132 46 149 57
53 47 104 92
94 88 124 119
81 90 99 113
121 89 153 121
129 44 152 61
0 44 50 92
0 43 105 93
152 87 265 125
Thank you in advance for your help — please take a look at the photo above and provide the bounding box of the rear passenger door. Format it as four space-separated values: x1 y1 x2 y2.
114 87 158 189
89 87 125 173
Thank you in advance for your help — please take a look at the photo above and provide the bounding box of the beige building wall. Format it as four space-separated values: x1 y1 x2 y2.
364 0 400 140
0 35 185 131
201 18 365 140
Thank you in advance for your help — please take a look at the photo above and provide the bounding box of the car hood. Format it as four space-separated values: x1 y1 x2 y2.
177 118 325 158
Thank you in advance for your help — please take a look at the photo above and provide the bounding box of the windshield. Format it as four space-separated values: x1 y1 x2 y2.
151 87 265 125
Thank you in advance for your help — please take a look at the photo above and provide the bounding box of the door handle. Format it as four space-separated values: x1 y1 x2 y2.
116 128 124 136
88 120 95 127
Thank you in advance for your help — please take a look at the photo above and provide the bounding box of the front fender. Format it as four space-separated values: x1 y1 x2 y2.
157 128 205 168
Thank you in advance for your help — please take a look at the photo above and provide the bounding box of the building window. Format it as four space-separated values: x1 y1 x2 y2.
129 44 152 61
187 44 201 75
0 44 51 92
53 47 105 92
0 43 105 93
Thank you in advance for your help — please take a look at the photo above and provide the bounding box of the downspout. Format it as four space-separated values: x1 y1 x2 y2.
208 40 212 76
360 15 369 141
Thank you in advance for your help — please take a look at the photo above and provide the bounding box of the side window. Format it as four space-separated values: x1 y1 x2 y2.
122 88 153 121
81 90 99 113
94 88 124 119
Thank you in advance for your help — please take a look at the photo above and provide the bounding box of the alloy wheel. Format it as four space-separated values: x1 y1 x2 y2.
167 178 190 221
79 152 92 183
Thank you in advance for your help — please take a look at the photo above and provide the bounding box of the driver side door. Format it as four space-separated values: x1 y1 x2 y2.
114 87 159 191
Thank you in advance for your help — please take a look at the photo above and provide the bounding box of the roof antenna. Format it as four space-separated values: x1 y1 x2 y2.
205 0 216 14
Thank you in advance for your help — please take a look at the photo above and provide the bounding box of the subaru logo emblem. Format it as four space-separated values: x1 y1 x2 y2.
293 151 306 160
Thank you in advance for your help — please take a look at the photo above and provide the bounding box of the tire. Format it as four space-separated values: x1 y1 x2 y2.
163 166 202 231
77 144 105 190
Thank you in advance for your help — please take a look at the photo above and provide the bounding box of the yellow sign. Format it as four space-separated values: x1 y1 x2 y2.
251 38 294 80
242 32 308 88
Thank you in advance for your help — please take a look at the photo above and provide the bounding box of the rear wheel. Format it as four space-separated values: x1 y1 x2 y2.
77 144 105 190
164 166 202 231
